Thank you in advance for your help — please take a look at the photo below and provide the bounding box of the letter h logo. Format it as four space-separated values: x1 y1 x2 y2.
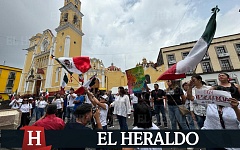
21 126 51 150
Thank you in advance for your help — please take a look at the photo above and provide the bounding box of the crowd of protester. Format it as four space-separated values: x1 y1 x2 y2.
7 72 240 149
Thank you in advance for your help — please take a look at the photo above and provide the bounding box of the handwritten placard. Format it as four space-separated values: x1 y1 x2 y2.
195 89 232 107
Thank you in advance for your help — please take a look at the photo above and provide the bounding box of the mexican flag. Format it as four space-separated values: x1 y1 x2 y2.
75 74 97 95
45 89 49 99
61 73 69 93
52 55 91 75
158 7 218 80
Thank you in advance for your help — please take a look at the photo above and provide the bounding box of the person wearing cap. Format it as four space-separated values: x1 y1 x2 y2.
32 104 65 130
86 90 109 130
66 88 77 123
17 96 32 130
187 75 211 129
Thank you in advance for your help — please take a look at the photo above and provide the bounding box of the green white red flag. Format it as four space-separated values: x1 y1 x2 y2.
158 6 219 80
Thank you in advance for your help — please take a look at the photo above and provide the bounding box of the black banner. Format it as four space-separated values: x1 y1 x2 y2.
1 130 240 148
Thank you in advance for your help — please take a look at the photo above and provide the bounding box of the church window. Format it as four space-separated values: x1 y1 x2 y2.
41 40 48 51
73 15 78 24
64 13 68 22
66 0 70 3
74 41 76 44
55 67 61 82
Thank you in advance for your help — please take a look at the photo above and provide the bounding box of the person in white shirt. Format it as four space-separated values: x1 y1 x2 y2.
123 101 162 150
36 96 48 120
66 88 77 122
182 82 195 129
110 87 131 130
187 75 211 129
17 97 32 130
9 94 22 109
130 93 138 111
84 94 92 104
52 93 64 118
86 90 109 130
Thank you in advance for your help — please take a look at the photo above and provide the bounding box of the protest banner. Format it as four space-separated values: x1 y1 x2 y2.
195 89 232 107
126 66 146 94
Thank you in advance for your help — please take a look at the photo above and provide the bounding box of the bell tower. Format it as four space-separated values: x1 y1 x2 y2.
50 0 84 90
59 0 83 34
55 0 84 57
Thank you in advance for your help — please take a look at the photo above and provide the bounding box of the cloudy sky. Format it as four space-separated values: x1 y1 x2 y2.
0 0 239 71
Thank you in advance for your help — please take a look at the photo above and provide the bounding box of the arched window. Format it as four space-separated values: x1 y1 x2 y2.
63 13 68 22
73 15 78 24
145 74 151 84
55 67 61 82
41 40 48 51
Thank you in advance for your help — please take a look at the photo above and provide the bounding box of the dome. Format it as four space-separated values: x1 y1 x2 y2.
107 63 120 71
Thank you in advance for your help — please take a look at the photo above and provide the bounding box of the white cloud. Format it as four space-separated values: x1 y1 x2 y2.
81 0 203 70
81 1 240 71
216 5 240 37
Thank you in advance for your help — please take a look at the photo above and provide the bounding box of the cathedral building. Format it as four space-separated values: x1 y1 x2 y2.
18 0 166 97
18 0 84 96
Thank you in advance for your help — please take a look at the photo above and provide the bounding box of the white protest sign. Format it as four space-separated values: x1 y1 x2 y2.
195 89 232 107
